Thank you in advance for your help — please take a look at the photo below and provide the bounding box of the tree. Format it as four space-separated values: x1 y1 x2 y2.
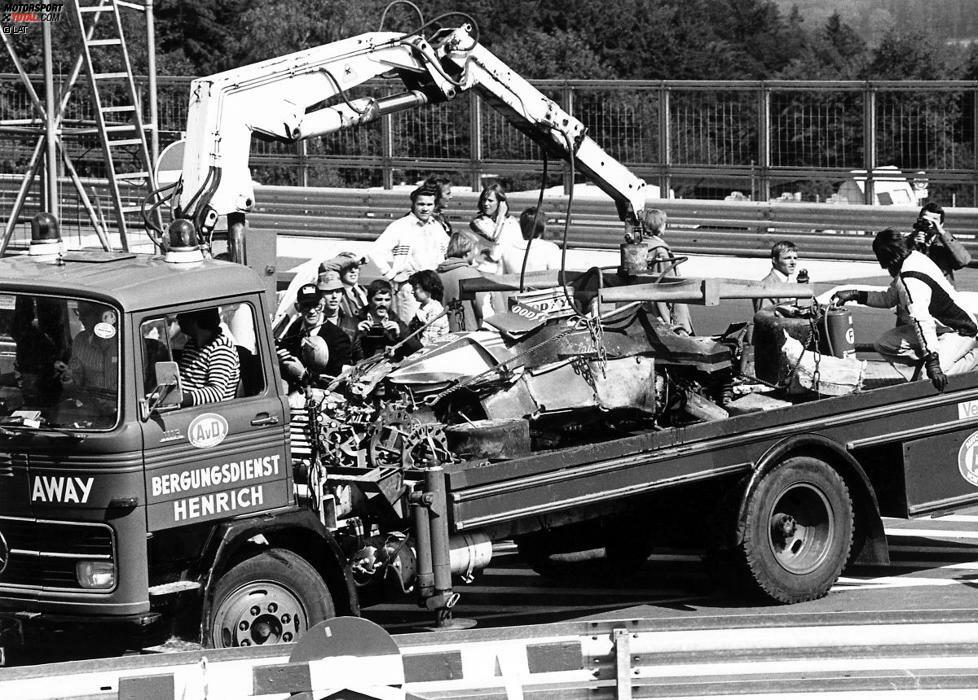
490 29 613 80
777 12 867 79
863 27 957 80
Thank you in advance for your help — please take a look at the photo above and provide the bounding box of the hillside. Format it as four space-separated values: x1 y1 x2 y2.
775 0 978 45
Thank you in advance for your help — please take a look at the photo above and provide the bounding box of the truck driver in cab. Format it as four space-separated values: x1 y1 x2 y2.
176 308 240 407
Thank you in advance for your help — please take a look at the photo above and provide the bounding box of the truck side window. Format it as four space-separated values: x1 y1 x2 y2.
0 294 120 430
140 303 264 400
220 303 264 397
141 318 172 392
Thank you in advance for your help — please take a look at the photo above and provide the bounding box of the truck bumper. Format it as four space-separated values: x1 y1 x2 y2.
0 610 163 663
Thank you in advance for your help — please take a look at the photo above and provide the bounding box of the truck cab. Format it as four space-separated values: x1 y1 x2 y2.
0 246 352 655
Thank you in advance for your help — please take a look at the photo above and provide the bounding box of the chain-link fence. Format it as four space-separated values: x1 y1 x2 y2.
1 75 976 205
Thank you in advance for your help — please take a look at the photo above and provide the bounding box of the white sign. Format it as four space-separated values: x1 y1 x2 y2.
188 413 228 449
93 322 116 339
31 475 94 504
958 400 978 420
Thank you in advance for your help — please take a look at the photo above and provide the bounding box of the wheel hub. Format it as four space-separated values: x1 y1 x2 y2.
767 484 834 575
214 584 305 648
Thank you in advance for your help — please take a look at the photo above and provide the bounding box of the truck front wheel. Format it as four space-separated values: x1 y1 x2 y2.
739 457 853 603
208 549 335 648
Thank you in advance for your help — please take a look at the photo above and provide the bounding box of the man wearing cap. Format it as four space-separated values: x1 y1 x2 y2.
276 274 352 392
370 185 448 323
323 252 368 322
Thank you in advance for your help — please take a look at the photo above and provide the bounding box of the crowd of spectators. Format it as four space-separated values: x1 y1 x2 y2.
268 177 575 397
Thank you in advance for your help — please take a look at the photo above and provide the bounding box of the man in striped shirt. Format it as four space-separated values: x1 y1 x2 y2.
176 308 240 406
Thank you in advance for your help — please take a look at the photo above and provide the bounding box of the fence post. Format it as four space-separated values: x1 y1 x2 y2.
757 84 771 202
658 83 671 198
297 139 308 188
381 110 394 190
469 91 482 192
863 84 877 205
973 83 978 206
561 83 574 195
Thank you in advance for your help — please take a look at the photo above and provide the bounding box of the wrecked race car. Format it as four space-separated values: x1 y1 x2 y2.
296 267 818 475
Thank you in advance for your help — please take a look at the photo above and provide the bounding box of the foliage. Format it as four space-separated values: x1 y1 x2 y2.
1 0 976 199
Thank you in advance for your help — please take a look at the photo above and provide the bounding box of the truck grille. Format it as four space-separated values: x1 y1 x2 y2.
0 517 114 591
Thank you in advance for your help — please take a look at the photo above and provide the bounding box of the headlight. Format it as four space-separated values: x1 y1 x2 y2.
76 561 115 589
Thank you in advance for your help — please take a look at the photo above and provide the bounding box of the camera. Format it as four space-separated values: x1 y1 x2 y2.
911 217 938 251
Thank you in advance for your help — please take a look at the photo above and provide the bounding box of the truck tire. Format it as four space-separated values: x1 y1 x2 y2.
739 457 853 603
208 548 335 648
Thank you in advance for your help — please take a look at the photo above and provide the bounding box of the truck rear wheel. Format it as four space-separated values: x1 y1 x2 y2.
208 549 335 648
739 457 853 603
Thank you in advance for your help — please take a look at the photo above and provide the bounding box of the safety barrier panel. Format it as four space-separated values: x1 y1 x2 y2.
4 176 978 262
251 184 978 263
6 612 978 699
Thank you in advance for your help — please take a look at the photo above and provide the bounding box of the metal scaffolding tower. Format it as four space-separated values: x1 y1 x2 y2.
0 0 160 253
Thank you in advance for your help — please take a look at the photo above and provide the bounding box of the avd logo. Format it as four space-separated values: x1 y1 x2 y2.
188 413 229 449
957 430 978 487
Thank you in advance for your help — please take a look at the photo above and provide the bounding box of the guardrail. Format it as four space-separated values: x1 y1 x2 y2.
5 613 978 699
251 184 978 263
4 177 978 263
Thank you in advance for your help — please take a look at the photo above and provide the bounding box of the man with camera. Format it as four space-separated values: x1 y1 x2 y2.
910 202 970 285
277 275 353 394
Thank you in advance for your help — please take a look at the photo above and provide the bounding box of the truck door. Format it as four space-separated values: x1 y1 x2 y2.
136 298 291 533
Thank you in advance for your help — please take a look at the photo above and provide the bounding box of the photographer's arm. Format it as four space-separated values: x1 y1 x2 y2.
937 226 971 269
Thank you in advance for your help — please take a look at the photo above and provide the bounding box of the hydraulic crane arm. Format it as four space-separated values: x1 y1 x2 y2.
432 26 647 232
178 25 647 239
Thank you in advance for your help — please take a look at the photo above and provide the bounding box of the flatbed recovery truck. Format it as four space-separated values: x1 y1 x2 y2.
3 13 978 661
3 228 978 658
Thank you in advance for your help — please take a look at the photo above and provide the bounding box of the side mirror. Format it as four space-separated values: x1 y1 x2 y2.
139 361 183 421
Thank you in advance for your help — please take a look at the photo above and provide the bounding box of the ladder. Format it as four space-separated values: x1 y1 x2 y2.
70 0 159 251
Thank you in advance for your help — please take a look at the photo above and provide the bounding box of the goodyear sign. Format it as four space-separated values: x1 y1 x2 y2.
147 452 289 530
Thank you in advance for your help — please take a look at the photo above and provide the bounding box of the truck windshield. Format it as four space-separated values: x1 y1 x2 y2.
0 294 120 430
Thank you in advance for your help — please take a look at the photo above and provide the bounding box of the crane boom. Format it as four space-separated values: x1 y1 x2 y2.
178 25 647 239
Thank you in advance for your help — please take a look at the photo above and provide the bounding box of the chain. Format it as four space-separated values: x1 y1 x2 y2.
809 308 822 393
447 299 466 331
586 315 607 378
777 307 823 393
570 355 604 408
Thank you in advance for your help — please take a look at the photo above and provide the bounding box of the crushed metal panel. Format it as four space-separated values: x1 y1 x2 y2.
482 372 539 419
592 356 656 412
525 360 596 411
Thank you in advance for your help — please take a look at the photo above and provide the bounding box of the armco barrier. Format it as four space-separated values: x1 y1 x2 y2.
5 613 978 699
251 184 978 263
4 176 978 262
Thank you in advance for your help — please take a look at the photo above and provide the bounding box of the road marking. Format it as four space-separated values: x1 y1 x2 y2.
835 576 969 589
885 527 978 540
878 560 978 571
